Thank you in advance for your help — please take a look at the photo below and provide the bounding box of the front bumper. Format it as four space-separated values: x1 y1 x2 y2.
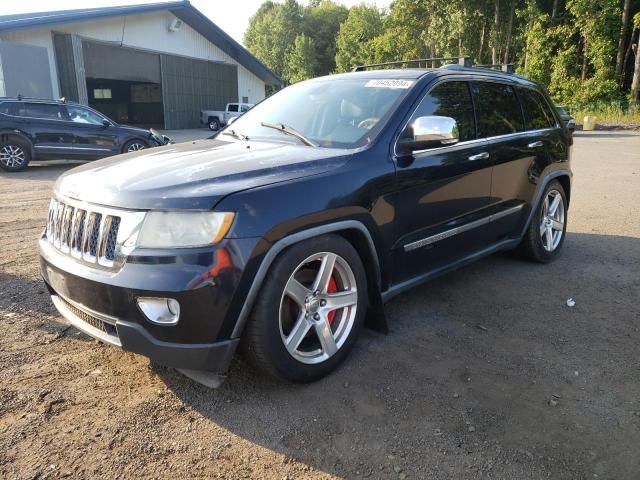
49 292 238 371
40 235 262 372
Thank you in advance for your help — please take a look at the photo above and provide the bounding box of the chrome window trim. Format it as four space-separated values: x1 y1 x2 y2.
403 204 524 252
0 102 112 126
393 75 560 158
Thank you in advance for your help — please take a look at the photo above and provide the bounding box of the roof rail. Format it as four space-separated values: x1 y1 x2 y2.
352 56 472 72
475 63 516 73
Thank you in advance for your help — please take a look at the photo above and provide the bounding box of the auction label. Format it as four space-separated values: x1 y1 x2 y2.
365 79 414 89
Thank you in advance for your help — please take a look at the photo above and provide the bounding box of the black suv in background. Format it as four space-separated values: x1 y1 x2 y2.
0 97 171 172
40 59 572 386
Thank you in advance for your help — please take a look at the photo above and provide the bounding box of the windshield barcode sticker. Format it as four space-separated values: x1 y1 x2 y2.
365 79 414 89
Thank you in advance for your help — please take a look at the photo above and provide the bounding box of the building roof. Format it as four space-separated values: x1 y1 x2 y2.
0 1 283 86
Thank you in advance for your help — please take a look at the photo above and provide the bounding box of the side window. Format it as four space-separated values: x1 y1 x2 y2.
473 82 524 137
19 103 66 120
0 102 17 115
518 87 555 130
240 104 251 113
407 81 476 142
66 105 105 125
227 104 239 113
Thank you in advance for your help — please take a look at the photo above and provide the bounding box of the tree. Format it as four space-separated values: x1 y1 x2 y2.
303 1 348 75
632 12 640 103
335 5 385 72
615 0 632 78
286 34 319 83
244 0 303 81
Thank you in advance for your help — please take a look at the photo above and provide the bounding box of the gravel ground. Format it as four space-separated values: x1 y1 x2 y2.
1 131 639 480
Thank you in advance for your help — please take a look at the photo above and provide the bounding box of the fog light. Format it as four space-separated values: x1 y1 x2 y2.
137 297 180 325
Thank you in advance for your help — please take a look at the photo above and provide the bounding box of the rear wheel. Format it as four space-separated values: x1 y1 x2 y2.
517 180 568 262
208 118 220 131
0 140 31 172
243 234 367 383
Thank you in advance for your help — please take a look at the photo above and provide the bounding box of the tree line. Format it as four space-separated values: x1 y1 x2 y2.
245 0 640 108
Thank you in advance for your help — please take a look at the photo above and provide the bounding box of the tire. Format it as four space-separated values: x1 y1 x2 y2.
516 180 568 263
208 118 220 131
0 140 31 172
123 139 148 153
243 234 368 383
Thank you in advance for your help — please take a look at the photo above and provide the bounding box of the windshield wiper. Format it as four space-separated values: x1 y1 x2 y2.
260 122 318 147
221 129 249 141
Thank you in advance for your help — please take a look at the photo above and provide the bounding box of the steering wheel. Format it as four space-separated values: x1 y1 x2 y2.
357 117 379 129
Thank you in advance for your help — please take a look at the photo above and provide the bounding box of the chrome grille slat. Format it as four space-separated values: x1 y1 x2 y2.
45 197 134 270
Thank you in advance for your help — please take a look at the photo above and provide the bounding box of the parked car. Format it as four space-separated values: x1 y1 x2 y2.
0 97 171 172
200 102 253 131
40 60 572 386
555 105 576 131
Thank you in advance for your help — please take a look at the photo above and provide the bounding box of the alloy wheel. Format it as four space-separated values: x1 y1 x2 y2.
127 143 146 152
279 252 358 365
0 145 26 169
540 189 565 252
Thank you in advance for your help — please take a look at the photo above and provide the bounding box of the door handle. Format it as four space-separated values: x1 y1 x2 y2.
527 141 543 148
468 152 490 161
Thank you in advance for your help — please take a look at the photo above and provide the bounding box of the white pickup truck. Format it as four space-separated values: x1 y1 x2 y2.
200 103 254 131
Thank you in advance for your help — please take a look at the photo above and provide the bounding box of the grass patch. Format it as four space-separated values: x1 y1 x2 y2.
571 103 640 126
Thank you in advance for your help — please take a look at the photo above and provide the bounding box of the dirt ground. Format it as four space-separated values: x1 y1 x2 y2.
1 131 639 480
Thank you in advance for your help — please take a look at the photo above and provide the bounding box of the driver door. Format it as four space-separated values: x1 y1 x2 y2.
64 105 119 158
392 80 494 284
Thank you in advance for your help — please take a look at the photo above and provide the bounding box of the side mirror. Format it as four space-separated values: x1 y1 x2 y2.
227 116 238 126
102 119 111 127
397 116 459 155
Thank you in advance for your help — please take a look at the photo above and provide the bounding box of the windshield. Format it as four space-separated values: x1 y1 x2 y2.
224 77 414 149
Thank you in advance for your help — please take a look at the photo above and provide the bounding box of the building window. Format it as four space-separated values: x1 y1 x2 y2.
242 96 249 103
93 88 112 99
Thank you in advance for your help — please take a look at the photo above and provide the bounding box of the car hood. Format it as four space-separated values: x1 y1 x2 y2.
117 125 151 136
55 139 350 209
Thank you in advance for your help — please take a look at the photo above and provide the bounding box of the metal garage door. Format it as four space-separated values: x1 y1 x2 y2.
161 54 238 129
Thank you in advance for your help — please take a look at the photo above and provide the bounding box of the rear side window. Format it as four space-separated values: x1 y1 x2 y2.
518 88 555 130
473 82 524 137
19 103 65 120
227 104 239 112
408 81 476 142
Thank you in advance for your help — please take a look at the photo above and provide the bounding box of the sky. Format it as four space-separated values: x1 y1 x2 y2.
3 0 393 45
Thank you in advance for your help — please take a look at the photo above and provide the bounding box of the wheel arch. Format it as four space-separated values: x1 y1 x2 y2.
520 168 572 239
0 130 34 157
230 220 387 339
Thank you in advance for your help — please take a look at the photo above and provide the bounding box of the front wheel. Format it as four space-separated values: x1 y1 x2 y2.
123 139 148 153
517 180 568 263
243 234 367 383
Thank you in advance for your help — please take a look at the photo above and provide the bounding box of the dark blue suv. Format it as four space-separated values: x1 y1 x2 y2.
39 60 572 385
0 97 170 171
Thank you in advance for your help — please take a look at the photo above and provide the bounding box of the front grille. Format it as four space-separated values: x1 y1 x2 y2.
46 198 121 268
58 296 119 339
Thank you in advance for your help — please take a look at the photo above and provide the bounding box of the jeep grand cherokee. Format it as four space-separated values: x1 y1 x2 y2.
40 60 572 385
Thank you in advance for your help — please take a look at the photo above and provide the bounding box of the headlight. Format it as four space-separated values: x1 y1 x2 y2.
137 211 235 248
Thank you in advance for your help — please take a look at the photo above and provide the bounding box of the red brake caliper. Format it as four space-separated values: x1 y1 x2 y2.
327 276 338 325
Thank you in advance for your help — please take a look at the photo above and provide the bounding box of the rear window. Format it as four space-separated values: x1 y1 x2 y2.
518 88 555 130
19 103 65 120
227 104 239 112
472 82 524 138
